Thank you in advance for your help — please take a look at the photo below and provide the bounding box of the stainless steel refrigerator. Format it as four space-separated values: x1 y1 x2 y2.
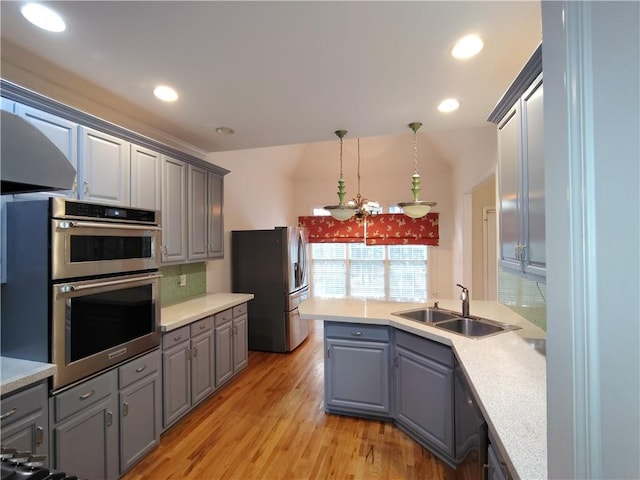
232 226 309 352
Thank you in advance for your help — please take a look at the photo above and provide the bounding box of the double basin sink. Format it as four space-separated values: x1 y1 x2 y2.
392 307 522 339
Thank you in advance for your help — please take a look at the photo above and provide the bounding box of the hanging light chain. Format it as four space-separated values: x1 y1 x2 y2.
408 122 422 175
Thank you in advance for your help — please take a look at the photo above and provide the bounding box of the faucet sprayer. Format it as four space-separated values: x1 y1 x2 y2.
456 283 470 318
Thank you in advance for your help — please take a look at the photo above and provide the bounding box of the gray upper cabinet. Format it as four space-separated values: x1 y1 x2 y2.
0 381 49 461
188 164 209 261
207 172 224 258
490 45 545 280
130 144 162 211
395 330 455 460
324 323 391 418
15 103 79 199
161 155 188 263
79 126 131 206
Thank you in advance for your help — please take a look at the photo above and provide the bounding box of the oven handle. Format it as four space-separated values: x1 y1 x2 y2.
59 273 163 293
58 220 161 232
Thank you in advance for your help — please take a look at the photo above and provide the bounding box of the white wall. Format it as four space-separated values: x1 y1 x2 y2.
204 144 304 292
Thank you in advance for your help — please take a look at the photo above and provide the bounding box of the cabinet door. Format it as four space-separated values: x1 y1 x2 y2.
162 341 191 428
207 172 224 258
0 382 49 459
522 77 546 277
161 156 188 263
325 338 391 416
232 315 248 372
215 322 234 387
395 345 454 458
119 373 161 473
131 144 162 211
188 165 208 261
52 395 119 480
487 443 509 480
497 106 522 270
191 330 215 405
15 104 79 199
79 127 131 206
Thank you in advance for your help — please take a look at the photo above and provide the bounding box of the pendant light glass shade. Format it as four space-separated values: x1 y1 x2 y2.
398 122 436 218
324 130 357 221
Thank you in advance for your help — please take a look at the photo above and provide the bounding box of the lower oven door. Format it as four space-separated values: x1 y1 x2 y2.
51 271 161 391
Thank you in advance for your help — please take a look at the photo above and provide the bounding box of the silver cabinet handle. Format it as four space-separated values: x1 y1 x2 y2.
72 180 78 195
106 411 113 427
122 402 129 417
200 324 206 330
83 181 89 195
79 389 95 400
36 426 44 445
192 346 198 357
135 364 147 373
351 331 363 336
0 408 17 420
327 348 331 358
174 334 183 342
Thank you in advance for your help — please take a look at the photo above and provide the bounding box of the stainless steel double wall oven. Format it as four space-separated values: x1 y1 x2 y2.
1 198 162 391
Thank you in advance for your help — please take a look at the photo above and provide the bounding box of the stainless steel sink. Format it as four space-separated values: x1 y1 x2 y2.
392 307 521 339
392 307 460 324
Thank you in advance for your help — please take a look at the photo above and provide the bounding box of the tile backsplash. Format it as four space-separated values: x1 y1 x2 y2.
498 270 547 331
160 263 206 306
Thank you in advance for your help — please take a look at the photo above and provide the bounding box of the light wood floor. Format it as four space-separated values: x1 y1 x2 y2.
122 320 457 480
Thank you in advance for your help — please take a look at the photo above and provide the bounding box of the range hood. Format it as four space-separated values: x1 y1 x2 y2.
1 109 76 195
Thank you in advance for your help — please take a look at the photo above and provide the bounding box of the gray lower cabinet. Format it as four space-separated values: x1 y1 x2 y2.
324 322 391 418
0 381 49 461
50 369 120 480
118 350 161 474
162 316 215 429
214 304 248 388
487 442 510 480
394 330 455 460
49 350 161 480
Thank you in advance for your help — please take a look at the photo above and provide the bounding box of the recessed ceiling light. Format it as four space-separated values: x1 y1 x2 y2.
438 98 460 113
451 35 484 60
153 85 178 102
215 127 235 135
21 3 66 32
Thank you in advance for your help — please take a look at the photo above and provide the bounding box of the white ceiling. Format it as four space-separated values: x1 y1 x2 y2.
0 1 541 153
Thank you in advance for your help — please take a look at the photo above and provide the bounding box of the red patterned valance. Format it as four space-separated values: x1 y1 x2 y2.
298 213 439 246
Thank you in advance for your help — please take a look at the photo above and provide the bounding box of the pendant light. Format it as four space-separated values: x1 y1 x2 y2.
398 122 436 218
351 138 380 224
324 130 357 221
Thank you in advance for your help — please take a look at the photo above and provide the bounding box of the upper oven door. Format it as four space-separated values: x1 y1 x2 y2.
51 219 161 280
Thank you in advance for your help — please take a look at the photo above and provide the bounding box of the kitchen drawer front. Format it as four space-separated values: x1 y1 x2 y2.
1 381 47 425
162 326 190 350
395 330 454 368
232 303 247 318
53 369 117 423
190 316 214 337
214 308 232 326
325 322 390 342
119 349 160 389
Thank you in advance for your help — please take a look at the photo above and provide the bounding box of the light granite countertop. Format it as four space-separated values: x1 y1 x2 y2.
1 357 56 396
161 292 254 332
299 297 547 480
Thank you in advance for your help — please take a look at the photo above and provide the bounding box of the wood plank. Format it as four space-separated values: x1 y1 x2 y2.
122 320 457 480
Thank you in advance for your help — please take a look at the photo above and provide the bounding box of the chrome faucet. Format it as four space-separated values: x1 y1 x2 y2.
456 283 469 318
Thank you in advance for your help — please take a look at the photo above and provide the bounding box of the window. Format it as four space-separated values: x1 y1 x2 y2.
309 242 428 301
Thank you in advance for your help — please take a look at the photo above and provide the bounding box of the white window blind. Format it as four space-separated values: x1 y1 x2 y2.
309 243 428 301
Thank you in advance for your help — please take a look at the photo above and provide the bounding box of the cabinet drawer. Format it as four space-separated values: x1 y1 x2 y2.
232 303 247 317
52 370 117 422
190 316 213 336
325 322 390 342
214 308 232 326
119 349 160 389
396 330 454 368
1 381 47 425
163 325 190 350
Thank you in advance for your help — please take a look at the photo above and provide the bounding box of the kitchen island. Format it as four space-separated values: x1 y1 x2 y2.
299 297 547 480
